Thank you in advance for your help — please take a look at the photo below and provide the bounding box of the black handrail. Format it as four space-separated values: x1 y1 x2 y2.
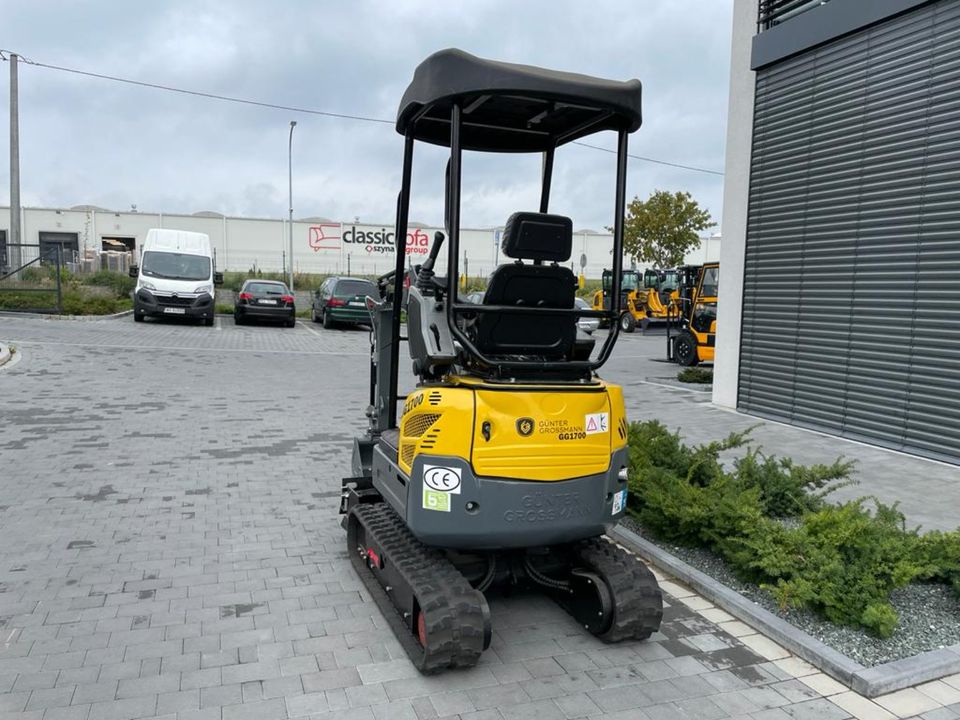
442 107 630 378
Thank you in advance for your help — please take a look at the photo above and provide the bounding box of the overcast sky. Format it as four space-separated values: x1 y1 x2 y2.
2 1 732 232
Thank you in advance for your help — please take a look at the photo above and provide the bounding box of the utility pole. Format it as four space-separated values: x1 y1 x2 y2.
9 52 21 270
288 120 296 292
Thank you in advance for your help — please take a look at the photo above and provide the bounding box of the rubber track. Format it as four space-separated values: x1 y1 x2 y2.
350 503 488 672
576 536 663 642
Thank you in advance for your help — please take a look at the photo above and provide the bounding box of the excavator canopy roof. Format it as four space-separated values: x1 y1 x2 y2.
396 49 643 152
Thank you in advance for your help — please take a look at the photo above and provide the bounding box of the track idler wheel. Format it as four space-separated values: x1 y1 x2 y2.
576 537 663 642
564 569 614 635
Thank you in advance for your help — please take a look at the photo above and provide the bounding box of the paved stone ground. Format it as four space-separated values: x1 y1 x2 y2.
0 314 958 720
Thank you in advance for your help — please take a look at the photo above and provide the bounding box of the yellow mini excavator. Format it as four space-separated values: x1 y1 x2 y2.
340 49 663 672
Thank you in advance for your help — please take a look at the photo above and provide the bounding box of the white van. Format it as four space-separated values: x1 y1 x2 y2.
129 229 222 325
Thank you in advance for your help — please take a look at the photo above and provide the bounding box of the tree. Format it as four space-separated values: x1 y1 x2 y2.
618 190 716 268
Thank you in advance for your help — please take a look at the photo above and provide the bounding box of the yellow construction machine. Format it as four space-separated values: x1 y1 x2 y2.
340 48 662 672
592 267 680 332
666 262 719 365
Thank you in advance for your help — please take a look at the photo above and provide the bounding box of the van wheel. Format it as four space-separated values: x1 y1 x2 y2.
286 318 296 328
204 317 214 327
134 311 144 323
619 313 636 333
311 308 320 323
675 331 699 366
322 310 334 329
235 313 244 326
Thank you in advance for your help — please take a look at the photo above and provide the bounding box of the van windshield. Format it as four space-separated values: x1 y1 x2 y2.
141 251 210 281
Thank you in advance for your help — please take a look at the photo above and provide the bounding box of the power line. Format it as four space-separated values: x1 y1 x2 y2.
1 49 724 176
572 141 725 176
2 51 394 125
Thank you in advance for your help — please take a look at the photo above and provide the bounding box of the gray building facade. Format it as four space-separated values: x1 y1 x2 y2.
716 0 960 464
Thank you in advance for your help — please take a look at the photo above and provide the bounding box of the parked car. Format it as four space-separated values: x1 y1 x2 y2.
234 280 296 327
575 296 599 334
312 277 378 329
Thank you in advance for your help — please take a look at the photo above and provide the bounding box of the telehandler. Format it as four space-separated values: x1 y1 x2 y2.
340 49 663 672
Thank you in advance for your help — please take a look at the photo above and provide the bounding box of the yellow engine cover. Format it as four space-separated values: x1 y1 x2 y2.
398 379 627 482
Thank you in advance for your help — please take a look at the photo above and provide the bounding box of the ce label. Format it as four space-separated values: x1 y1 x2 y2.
423 465 462 494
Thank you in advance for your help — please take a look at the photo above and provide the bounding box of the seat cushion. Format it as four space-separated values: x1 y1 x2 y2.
477 263 577 357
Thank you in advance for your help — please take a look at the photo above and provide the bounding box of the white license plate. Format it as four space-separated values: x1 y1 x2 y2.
163 307 186 315
260 299 277 305
349 301 365 307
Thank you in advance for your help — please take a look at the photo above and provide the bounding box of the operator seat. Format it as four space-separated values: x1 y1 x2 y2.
476 212 577 358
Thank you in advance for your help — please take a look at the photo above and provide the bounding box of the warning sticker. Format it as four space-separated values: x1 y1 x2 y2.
612 489 627 515
584 412 609 435
423 488 451 512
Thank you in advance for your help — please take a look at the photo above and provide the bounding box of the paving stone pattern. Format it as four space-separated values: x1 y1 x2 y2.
1 315 958 720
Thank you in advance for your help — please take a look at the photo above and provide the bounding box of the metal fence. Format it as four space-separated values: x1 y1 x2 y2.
0 246 133 314
0 243 64 313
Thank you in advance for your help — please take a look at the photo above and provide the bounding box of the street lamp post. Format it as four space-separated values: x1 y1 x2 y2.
288 120 297 292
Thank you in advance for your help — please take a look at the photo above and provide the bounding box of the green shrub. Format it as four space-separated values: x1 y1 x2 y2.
461 277 488 294
81 270 135 298
0 290 60 310
0 284 131 314
20 266 46 283
60 290 131 315
624 420 944 638
579 279 601 299
914 530 960 597
628 420 749 490
733 450 855 517
735 501 923 636
677 367 713 384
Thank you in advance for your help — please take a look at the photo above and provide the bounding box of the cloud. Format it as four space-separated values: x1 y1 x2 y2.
1 0 731 232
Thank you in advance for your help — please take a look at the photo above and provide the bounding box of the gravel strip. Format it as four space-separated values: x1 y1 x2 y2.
620 516 960 667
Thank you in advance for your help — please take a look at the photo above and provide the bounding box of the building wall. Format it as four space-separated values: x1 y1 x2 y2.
722 0 960 464
1 206 719 279
712 0 757 408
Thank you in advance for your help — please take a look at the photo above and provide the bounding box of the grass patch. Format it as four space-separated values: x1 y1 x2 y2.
0 288 132 315
677 367 713 384
80 270 136 299
0 290 61 311
61 292 132 315
626 421 960 637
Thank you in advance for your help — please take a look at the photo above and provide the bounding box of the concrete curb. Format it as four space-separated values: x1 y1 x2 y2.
41 309 134 321
610 524 960 697
0 309 135 321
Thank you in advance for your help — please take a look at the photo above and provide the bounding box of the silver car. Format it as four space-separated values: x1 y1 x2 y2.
575 296 599 334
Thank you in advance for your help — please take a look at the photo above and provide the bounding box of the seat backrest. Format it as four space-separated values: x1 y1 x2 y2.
476 212 577 357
